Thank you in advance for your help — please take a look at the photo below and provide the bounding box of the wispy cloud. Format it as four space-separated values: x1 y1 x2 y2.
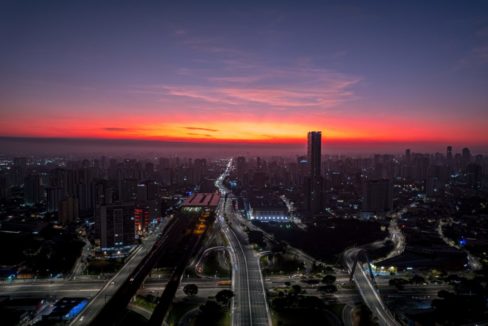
187 132 214 138
185 126 219 132
157 66 360 110
457 26 488 68
104 127 131 132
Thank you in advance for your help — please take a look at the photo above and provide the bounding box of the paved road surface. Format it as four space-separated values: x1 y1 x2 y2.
69 220 169 325
344 248 400 326
216 159 271 326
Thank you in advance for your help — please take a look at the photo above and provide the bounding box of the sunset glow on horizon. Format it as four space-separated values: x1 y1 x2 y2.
1 1 487 151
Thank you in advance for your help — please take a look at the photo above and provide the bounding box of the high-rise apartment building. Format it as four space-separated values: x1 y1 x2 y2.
24 175 42 206
58 196 79 225
97 203 135 249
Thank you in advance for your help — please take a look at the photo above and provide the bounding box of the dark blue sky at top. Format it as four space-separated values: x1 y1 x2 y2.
0 0 487 149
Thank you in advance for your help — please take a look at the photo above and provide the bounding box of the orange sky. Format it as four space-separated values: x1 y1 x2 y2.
1 109 486 146
1 1 487 151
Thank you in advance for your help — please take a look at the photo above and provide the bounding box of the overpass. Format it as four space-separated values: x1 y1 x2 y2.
71 207 211 325
344 247 400 326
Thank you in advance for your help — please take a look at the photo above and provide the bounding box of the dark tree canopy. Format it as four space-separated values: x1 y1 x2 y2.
183 283 198 297
216 289 234 306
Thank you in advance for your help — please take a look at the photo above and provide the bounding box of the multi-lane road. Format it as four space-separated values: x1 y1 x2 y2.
216 159 271 326
69 219 169 325
344 247 400 326
0 278 229 298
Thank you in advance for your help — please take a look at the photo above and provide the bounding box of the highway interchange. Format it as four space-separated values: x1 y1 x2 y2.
1 158 454 326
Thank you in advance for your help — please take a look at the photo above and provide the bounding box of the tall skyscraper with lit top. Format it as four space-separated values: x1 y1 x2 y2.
305 131 323 215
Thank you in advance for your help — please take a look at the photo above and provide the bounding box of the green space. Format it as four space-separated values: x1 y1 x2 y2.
86 259 124 274
133 294 157 311
0 225 84 277
118 309 149 326
202 250 231 277
271 308 335 326
255 219 387 263
166 298 202 326
260 254 305 275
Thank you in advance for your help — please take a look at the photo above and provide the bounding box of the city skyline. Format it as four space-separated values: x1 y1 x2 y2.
0 1 487 325
1 0 488 152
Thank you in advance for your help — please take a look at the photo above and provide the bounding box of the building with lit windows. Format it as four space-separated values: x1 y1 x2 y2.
96 203 135 249
134 206 151 234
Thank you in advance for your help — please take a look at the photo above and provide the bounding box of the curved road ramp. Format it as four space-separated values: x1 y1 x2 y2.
344 248 400 326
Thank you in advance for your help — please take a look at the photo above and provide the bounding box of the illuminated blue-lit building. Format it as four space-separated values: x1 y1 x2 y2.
246 194 289 222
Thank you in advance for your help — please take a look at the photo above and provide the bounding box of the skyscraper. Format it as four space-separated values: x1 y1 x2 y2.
307 131 322 177
305 131 323 215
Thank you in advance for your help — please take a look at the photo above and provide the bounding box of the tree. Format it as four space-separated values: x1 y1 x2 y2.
357 304 373 326
324 266 334 274
271 241 287 254
389 278 408 290
272 297 288 311
299 296 325 310
248 230 265 247
437 290 451 299
291 284 302 295
215 289 234 306
199 300 221 322
318 284 337 293
183 283 198 297
410 274 425 284
321 274 336 284
304 279 320 285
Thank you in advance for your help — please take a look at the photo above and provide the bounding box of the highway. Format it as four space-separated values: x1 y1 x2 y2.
372 217 406 264
344 247 400 326
216 159 271 326
341 210 407 325
438 218 482 271
148 209 212 326
69 219 170 325
0 278 231 298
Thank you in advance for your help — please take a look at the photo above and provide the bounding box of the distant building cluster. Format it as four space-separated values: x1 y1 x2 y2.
227 132 486 224
0 156 214 250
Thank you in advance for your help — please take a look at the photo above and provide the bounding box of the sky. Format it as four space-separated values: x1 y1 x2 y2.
0 0 487 154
